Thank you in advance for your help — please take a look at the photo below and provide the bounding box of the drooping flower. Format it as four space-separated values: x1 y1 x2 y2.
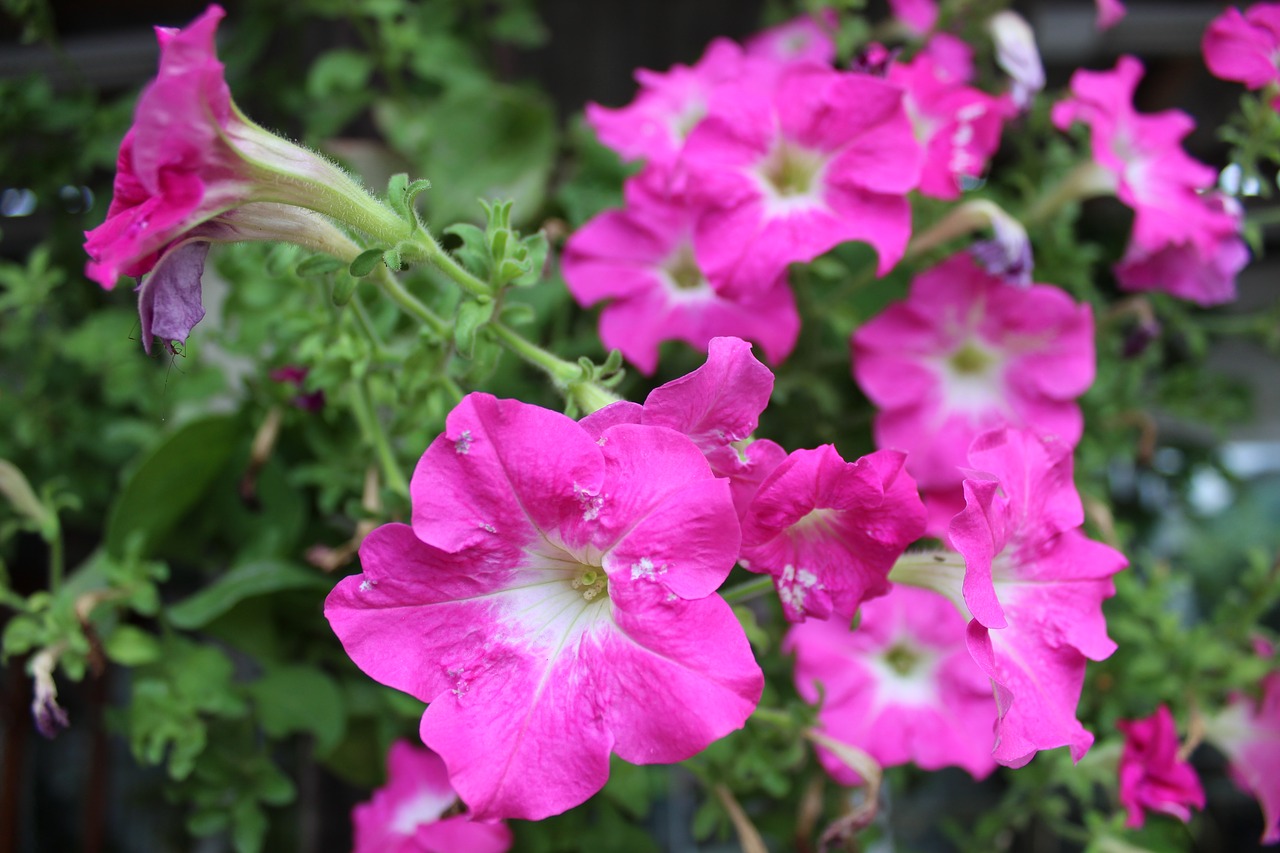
988 11 1045 109
1113 192 1250 306
740 446 926 622
561 173 799 374
745 11 838 66
787 585 997 782
949 428 1126 766
84 5 395 350
682 64 922 296
1205 671 1280 844
1052 57 1231 257
851 253 1094 492
1203 2 1280 104
887 53 1014 199
1116 706 1205 829
326 394 763 820
580 336 789 519
353 740 512 853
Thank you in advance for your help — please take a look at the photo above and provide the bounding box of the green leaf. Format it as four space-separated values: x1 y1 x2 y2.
386 172 410 219
247 666 345 753
105 415 243 560
331 274 357 306
0 458 53 535
104 624 161 666
167 560 329 630
306 49 373 99
349 248 385 278
511 231 548 285
231 799 268 853
294 255 346 277
454 299 496 359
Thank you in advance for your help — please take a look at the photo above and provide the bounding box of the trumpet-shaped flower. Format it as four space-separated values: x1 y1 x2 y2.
1116 706 1205 829
581 336 789 518
1206 671 1280 844
740 446 927 622
787 585 997 782
326 394 762 821
950 428 1126 766
852 253 1094 492
561 175 799 374
1203 3 1280 102
683 65 922 295
353 741 512 853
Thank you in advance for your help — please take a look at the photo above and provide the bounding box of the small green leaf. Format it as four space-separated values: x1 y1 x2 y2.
454 299 497 359
349 248 385 277
0 458 53 535
231 800 268 853
386 173 410 219
512 232 548 285
294 255 346 277
247 666 345 753
167 560 329 630
499 302 535 325
331 274 357 306
104 625 161 666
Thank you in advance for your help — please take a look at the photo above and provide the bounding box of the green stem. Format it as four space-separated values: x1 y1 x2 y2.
1024 161 1117 227
349 381 410 500
488 322 583 386
414 233 494 300
48 522 63 594
721 575 775 604
750 706 794 728
350 296 391 361
372 264 449 337
1246 206 1280 227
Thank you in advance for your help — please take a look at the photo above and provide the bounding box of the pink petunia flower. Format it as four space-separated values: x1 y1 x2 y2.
922 33 976 84
84 5 382 351
740 446 927 622
851 253 1094 492
787 585 998 782
326 393 763 820
888 54 1014 199
1113 192 1250 307
888 0 939 36
353 740 512 853
561 173 800 374
1051 56 1230 260
1206 671 1280 844
1116 705 1205 829
1203 2 1280 102
683 64 922 296
584 38 750 172
580 336 789 519
1097 0 1127 30
745 11 838 66
949 428 1126 766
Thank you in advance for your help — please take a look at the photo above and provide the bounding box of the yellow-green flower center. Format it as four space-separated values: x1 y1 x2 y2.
949 342 994 375
761 142 825 198
884 643 921 676
571 567 608 601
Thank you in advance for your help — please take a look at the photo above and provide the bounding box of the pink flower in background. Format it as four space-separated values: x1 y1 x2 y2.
1114 192 1249 306
326 394 762 820
851 253 1094 492
580 337 788 519
740 447 926 622
584 39 748 171
788 585 997 782
888 54 1013 199
1052 56 1229 259
1116 706 1204 829
1203 2 1280 102
683 65 922 295
353 741 512 853
950 428 1126 766
1097 0 1127 30
561 174 799 374
922 33 976 83
1206 671 1280 844
745 11 838 65
888 0 939 35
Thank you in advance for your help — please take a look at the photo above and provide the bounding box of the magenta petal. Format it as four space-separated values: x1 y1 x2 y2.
411 394 604 553
602 581 763 764
1116 706 1204 829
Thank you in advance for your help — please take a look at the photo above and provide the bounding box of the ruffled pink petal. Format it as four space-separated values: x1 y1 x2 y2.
1116 705 1204 828
1203 5 1280 89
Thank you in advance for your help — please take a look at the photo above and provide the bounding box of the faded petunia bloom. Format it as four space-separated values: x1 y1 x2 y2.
353 740 512 853
682 64 922 295
580 336 788 519
1116 705 1205 829
326 393 762 820
1205 671 1280 844
561 173 799 374
740 446 927 622
787 585 997 782
988 11 1045 109
851 253 1094 493
949 428 1126 766
1203 2 1280 105
84 5 387 352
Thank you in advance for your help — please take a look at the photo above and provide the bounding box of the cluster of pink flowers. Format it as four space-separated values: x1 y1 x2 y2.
565 13 1023 374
